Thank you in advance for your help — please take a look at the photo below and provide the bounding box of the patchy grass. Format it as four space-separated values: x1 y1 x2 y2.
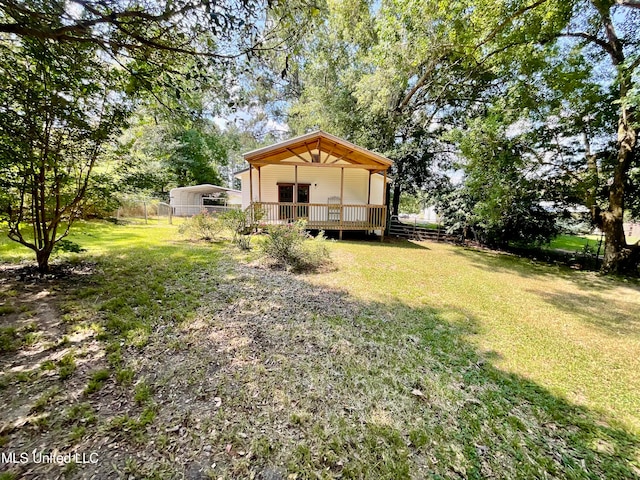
84 369 110 395
0 222 639 478
57 351 77 380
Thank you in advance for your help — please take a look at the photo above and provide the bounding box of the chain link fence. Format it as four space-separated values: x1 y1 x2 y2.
113 200 241 225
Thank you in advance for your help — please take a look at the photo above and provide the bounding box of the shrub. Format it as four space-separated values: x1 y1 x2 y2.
261 221 330 271
178 211 224 241
53 239 85 254
221 208 253 249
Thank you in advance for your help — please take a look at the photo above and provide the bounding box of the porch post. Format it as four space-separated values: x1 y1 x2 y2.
249 164 253 203
294 165 298 221
367 171 372 235
382 169 387 205
258 166 262 203
248 165 254 225
381 169 387 242
339 167 344 240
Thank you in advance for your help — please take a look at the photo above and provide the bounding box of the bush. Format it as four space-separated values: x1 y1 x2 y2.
178 211 224 241
53 239 85 254
221 208 252 249
261 221 330 271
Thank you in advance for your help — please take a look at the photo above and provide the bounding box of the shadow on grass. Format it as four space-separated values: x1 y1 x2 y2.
451 244 640 290
338 238 431 250
530 288 640 337
1 233 638 479
400 303 640 478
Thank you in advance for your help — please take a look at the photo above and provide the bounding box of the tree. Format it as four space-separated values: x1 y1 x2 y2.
0 1 280 271
445 113 561 246
0 0 267 61
277 1 467 216
113 92 231 197
455 0 640 273
0 38 130 272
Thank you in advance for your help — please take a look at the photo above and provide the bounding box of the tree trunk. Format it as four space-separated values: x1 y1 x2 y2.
392 182 401 217
592 2 639 275
391 160 403 217
598 67 637 274
36 248 51 274
600 119 638 274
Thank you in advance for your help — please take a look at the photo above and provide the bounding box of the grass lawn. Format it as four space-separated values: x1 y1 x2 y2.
1 221 639 479
548 233 640 253
548 234 604 252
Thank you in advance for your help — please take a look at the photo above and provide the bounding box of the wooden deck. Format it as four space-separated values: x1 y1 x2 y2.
250 202 387 232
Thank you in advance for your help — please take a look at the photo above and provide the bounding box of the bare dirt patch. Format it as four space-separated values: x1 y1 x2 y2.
0 258 371 479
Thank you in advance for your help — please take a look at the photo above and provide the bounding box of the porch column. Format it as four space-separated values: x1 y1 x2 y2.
294 165 298 220
367 171 372 235
258 166 262 203
381 169 388 242
249 165 253 203
339 167 344 240
382 169 387 205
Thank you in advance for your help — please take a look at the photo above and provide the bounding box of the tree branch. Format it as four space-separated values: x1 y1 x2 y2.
616 0 640 9
0 0 264 60
556 32 616 56
477 0 552 49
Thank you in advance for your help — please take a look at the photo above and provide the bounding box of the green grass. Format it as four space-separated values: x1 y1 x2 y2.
314 240 640 435
0 323 39 353
57 352 77 380
1 221 639 478
84 369 110 395
548 234 603 252
549 233 640 253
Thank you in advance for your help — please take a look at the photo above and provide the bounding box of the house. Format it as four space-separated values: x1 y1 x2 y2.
169 184 242 217
235 131 393 239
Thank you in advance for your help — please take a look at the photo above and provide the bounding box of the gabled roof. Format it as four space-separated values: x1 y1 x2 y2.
242 130 393 171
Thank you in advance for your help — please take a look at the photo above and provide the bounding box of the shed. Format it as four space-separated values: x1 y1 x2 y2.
169 184 241 217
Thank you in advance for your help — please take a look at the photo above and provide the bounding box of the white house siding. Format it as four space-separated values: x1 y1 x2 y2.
227 191 242 205
370 172 384 204
238 163 385 209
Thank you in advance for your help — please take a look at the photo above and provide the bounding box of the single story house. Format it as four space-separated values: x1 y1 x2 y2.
169 184 242 217
235 131 393 239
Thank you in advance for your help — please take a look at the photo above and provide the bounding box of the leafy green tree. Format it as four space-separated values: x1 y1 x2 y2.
454 0 640 273
279 1 465 216
0 1 277 271
0 38 130 272
112 96 230 197
449 114 561 246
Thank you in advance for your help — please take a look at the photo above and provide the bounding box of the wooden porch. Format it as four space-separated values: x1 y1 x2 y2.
249 201 387 232
241 131 393 240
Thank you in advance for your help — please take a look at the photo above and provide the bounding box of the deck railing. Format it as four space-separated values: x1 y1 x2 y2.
250 202 387 231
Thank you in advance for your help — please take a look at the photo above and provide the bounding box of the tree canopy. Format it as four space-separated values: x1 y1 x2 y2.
1 0 639 274
258 0 640 274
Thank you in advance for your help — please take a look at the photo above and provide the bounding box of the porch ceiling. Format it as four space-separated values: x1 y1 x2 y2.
243 130 393 171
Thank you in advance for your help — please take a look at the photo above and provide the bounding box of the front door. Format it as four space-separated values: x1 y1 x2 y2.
278 184 309 220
